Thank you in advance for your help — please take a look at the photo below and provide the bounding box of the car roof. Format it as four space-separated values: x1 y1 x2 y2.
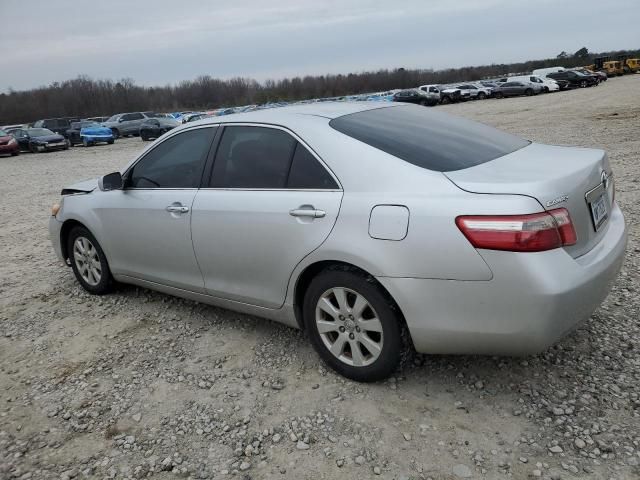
188 101 400 127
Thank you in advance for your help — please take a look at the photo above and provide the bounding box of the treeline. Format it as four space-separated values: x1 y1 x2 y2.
1 47 638 125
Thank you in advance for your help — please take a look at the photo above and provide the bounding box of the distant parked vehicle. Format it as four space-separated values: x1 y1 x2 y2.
493 81 539 98
547 71 599 88
532 67 566 78
439 87 463 104
67 121 115 146
12 128 69 153
416 85 442 105
139 117 181 141
103 112 152 138
393 89 437 106
83 116 110 123
500 75 559 92
455 84 491 100
0 128 20 156
181 112 209 123
32 118 79 137
573 68 607 82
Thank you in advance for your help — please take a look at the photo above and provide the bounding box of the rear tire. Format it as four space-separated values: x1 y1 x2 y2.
303 269 403 382
441 95 450 104
110 128 120 139
525 88 533 96
107 139 114 145
495 92 504 99
11 151 19 156
67 226 113 295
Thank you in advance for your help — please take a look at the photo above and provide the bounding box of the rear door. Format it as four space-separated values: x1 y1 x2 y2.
191 124 343 308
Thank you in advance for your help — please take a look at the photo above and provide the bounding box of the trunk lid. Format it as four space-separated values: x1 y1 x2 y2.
444 143 614 258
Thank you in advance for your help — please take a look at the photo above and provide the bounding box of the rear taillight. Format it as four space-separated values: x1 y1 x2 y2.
456 208 577 252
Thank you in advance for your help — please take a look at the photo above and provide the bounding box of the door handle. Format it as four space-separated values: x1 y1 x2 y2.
289 208 326 218
166 204 189 214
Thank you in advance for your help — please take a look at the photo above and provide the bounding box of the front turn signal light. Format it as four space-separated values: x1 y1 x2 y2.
51 203 61 216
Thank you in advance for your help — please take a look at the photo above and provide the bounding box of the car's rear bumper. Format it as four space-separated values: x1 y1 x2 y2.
378 203 627 356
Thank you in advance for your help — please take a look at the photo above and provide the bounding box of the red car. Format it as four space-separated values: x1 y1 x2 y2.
0 129 20 156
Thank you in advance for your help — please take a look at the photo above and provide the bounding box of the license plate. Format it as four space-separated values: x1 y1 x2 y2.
589 193 608 231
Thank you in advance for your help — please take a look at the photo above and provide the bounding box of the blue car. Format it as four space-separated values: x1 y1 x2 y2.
67 121 114 147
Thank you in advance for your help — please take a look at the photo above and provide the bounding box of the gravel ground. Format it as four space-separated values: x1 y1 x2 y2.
1 75 639 480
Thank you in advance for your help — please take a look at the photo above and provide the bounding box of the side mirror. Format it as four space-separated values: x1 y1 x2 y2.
99 172 123 191
118 118 125 123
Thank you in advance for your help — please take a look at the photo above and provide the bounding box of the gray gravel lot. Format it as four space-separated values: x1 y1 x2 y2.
1 75 639 480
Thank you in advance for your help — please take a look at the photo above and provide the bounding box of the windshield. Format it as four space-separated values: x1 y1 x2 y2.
106 115 119 122
330 105 530 172
80 122 100 128
27 128 56 137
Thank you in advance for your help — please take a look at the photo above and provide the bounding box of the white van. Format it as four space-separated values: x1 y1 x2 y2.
505 75 559 92
532 67 565 78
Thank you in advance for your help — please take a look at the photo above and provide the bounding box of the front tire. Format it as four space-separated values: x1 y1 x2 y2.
67 226 113 295
304 269 403 382
11 150 19 156
478 92 486 100
580 80 588 88
82 137 91 147
525 88 533 96
110 128 120 139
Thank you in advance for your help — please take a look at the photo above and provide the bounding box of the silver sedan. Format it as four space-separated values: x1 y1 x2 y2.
49 103 627 381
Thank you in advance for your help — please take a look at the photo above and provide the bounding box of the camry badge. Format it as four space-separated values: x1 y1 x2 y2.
546 195 569 207
601 171 610 190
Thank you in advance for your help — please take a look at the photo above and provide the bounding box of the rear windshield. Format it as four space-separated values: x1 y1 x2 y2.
329 106 530 172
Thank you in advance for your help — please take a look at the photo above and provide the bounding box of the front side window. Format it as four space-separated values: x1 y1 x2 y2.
128 127 216 188
210 126 296 188
130 113 145 120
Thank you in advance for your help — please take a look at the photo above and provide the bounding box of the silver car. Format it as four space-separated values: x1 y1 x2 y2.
49 103 627 382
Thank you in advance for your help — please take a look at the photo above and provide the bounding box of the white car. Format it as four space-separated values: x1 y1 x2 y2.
532 67 566 78
505 75 559 93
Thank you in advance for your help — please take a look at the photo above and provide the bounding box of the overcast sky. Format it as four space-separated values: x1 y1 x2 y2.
1 0 638 92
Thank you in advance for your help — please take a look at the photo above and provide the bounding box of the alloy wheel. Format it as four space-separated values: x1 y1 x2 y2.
315 287 383 367
73 236 102 286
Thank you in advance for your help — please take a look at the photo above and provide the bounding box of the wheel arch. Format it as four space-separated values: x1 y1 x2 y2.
292 260 413 347
59 219 88 262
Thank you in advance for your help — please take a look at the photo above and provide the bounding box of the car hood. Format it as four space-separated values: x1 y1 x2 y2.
61 178 98 195
80 126 112 135
0 135 13 142
33 134 65 143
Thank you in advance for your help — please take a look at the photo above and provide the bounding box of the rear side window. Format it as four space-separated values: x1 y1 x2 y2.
288 144 338 189
329 106 529 172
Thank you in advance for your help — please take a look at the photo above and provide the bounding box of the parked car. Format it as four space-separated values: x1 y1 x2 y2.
547 71 599 88
573 68 607 82
12 127 69 153
493 81 540 98
67 121 115 146
500 75 559 92
48 103 627 381
439 87 463 104
392 89 436 106
102 112 151 138
83 116 110 123
181 112 209 123
32 118 79 137
0 128 20 156
416 85 442 105
532 66 566 78
454 84 491 100
139 117 181 141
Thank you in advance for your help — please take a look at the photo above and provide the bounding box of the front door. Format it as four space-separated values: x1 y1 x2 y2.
96 126 217 291
191 125 343 308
